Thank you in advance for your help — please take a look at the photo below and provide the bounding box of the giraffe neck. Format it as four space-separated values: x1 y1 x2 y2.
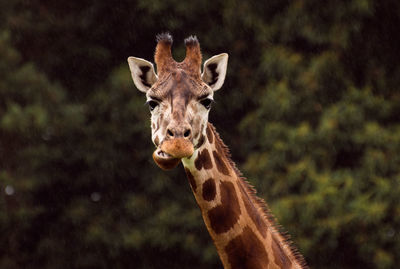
182 123 307 269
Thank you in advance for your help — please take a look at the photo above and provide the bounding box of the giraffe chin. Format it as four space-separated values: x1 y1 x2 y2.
153 138 194 170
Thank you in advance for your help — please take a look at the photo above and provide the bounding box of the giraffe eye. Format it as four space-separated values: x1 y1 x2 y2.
147 100 159 111
200 98 213 109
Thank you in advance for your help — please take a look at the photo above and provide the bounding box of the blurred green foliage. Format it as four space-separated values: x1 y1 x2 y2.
0 0 399 268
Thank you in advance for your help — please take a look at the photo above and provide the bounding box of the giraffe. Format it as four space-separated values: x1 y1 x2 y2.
127 33 308 269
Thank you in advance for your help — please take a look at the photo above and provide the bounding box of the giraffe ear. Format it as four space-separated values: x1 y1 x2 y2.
201 53 228 91
127 57 158 93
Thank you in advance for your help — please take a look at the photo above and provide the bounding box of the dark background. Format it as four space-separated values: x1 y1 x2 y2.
1 0 399 268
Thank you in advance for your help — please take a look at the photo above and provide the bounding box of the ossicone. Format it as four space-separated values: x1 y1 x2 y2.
154 33 203 76
183 35 202 75
154 32 174 72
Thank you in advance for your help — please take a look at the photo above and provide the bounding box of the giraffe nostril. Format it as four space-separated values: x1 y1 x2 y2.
184 129 191 138
167 129 174 137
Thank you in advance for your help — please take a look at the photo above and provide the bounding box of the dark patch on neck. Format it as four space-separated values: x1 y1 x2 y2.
139 66 152 87
206 63 219 87
185 168 197 192
202 178 216 201
195 134 206 149
272 236 293 268
207 181 240 234
197 123 308 268
207 123 237 178
225 226 269 269
195 149 213 170
212 151 230 176
238 182 267 238
206 124 214 144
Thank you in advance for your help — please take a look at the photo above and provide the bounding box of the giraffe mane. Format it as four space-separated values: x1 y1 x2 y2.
207 122 309 269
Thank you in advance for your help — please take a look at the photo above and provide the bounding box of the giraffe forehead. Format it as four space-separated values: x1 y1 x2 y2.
149 69 211 102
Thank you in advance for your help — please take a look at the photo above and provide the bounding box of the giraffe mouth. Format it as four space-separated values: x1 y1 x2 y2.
156 149 173 159
152 138 194 170
152 148 181 170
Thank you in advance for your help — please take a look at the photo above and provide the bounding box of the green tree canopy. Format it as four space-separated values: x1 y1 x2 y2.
1 0 400 268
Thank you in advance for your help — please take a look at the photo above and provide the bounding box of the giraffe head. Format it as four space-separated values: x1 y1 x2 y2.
128 33 228 170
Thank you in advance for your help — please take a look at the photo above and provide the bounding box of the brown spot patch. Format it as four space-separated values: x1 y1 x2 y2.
206 125 213 144
160 115 168 133
225 226 269 269
238 182 267 238
185 168 196 192
195 134 205 149
154 136 160 146
195 149 213 170
212 151 230 176
155 118 161 132
202 178 216 201
272 236 292 268
208 181 240 234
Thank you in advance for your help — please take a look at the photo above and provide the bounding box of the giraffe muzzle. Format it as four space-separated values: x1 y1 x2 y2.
152 138 194 170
